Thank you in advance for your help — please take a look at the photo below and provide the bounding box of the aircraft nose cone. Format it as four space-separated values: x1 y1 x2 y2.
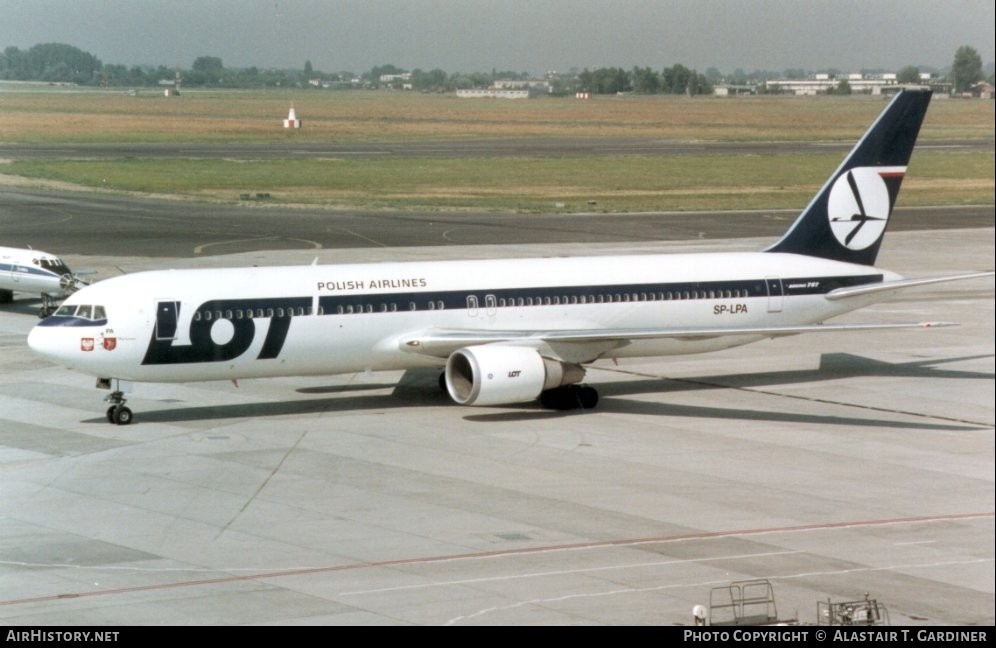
27 323 45 354
27 323 59 363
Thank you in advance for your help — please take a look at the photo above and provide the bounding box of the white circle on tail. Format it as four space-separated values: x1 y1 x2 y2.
827 167 893 250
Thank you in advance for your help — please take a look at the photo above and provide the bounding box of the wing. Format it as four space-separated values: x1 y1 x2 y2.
399 271 990 362
399 321 954 361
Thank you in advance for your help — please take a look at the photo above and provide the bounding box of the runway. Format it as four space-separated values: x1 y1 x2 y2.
2 138 988 161
1 187 992 257
0 220 993 625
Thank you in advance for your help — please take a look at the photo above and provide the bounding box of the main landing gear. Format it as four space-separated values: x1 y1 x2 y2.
104 389 133 425
539 385 599 411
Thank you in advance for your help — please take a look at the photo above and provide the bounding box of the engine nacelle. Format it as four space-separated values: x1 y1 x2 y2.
445 345 585 406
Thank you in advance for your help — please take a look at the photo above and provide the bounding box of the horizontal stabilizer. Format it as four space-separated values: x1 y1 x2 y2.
825 271 994 301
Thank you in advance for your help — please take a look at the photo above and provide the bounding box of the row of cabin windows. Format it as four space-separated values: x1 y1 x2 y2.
323 301 443 315
322 287 754 316
193 306 311 322
487 288 751 308
190 288 757 321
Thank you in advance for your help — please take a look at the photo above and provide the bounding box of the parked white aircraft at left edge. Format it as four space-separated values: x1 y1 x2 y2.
25 90 994 425
0 245 89 317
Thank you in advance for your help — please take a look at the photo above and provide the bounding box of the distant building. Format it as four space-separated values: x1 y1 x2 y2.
969 81 994 99
379 72 412 88
714 85 756 96
456 80 549 99
456 88 530 99
765 73 904 95
711 70 956 97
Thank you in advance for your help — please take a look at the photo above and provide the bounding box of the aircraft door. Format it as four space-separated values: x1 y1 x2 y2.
765 277 783 313
155 300 180 341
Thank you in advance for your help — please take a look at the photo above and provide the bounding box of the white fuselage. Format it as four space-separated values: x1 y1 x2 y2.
27 251 896 384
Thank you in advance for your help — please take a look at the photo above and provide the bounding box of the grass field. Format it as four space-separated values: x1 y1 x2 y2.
1 88 992 212
2 88 993 142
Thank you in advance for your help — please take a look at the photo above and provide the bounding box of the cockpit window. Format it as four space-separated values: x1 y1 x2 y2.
37 258 72 275
51 304 107 320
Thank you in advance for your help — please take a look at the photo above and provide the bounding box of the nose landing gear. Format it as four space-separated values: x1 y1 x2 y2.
39 293 58 318
101 383 134 425
106 403 133 425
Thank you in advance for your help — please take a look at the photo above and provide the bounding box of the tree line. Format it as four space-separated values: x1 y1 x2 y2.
578 65 713 95
0 45 715 95
1 42 990 94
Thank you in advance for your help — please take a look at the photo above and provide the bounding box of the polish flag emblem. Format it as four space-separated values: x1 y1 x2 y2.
81 338 95 352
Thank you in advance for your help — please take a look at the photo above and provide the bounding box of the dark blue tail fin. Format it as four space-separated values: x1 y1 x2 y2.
766 89 931 265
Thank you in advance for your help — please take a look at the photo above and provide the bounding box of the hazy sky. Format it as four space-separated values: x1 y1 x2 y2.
3 0 993 75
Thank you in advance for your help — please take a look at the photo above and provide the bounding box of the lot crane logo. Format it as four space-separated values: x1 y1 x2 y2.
827 167 904 251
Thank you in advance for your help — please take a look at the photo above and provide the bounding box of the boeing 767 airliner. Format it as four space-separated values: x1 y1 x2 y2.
27 89 993 424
